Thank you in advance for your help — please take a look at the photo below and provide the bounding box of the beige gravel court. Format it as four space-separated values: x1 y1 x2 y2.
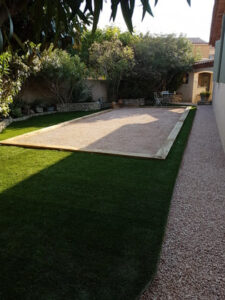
1 107 187 158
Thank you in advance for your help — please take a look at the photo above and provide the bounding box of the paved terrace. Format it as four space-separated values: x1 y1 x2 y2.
141 106 225 299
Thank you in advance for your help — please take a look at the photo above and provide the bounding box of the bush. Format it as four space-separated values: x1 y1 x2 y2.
72 83 92 102
0 43 41 118
200 91 210 97
9 99 24 118
37 46 87 104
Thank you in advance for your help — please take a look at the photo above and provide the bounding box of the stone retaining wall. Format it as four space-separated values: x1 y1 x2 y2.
57 102 101 112
0 102 112 133
122 98 145 106
0 111 56 133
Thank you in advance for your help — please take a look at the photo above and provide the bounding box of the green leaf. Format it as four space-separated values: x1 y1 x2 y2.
92 0 103 33
130 0 135 17
0 29 3 52
141 0 153 20
84 0 93 14
8 11 14 38
110 0 120 21
120 1 133 32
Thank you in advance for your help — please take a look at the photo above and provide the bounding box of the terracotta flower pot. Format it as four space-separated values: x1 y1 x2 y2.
118 99 123 107
112 101 117 108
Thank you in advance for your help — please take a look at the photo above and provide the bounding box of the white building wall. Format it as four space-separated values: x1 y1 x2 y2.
213 82 225 152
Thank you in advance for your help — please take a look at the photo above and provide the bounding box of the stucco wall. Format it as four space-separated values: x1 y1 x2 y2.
177 67 214 103
213 82 225 152
177 72 194 102
192 68 214 103
19 78 108 104
19 77 54 104
85 79 107 101
192 44 210 59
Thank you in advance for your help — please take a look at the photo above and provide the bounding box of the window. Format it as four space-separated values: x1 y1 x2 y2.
182 73 189 84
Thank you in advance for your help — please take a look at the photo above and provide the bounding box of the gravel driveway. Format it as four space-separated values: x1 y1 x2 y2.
141 106 225 299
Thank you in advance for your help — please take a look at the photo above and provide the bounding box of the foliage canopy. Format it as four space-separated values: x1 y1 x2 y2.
0 0 191 51
90 38 135 100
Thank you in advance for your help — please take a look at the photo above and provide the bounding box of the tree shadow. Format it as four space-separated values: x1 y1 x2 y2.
0 150 171 300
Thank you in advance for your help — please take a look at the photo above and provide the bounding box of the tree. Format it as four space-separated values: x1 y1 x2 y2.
0 43 39 117
89 39 135 100
69 27 140 65
119 34 195 98
0 0 191 51
36 46 87 104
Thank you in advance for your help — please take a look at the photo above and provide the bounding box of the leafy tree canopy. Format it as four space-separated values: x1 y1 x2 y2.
119 34 196 98
89 38 135 100
0 0 191 51
69 26 140 65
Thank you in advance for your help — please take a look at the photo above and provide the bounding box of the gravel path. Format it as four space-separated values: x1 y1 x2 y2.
141 106 225 299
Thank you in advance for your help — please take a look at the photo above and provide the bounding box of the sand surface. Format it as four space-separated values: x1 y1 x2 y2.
1 107 185 157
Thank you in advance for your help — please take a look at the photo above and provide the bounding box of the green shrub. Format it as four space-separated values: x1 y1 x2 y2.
0 43 41 118
9 99 24 118
200 91 210 97
37 46 87 104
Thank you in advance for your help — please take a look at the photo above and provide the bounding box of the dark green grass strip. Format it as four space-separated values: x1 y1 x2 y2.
0 108 196 300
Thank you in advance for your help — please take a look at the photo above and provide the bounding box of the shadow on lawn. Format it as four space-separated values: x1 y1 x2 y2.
0 152 165 300
0 109 196 300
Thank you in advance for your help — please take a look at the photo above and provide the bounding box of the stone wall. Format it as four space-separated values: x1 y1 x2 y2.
57 102 102 112
0 118 12 133
122 98 145 106
0 111 56 133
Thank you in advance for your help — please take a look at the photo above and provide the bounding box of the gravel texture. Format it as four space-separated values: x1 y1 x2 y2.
1 107 184 158
141 106 225 299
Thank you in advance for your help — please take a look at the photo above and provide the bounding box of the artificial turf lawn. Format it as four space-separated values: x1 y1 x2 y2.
0 109 196 299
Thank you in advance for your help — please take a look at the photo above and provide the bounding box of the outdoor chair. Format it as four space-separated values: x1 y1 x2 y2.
154 92 163 106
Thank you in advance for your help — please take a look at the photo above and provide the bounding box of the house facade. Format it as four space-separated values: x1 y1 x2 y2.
210 0 225 152
177 38 214 103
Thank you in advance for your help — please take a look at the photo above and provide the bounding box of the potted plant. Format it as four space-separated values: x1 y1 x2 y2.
200 91 210 102
118 99 123 107
111 101 116 108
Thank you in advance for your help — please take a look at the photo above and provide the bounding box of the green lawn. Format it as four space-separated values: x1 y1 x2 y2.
0 109 196 300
